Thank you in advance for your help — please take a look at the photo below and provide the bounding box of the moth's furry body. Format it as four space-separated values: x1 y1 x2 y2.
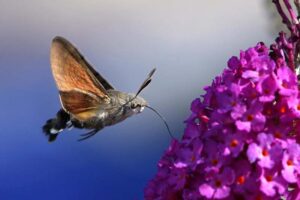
43 36 152 141
73 90 147 129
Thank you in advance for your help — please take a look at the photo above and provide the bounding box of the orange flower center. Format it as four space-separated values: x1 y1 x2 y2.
247 114 254 121
265 109 272 115
251 93 257 98
266 175 273 182
282 82 288 88
255 195 263 200
264 89 270 94
280 106 286 114
262 149 269 157
231 101 237 106
230 139 239 147
287 159 293 166
236 175 245 185
274 131 282 139
215 180 222 187
212 159 218 165
191 155 196 162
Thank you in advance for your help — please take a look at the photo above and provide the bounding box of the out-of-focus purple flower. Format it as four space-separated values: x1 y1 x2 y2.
234 100 266 133
199 168 235 199
277 66 298 96
256 74 277 102
281 140 300 183
144 1 300 199
259 169 287 197
247 133 283 169
174 139 203 170
224 132 245 157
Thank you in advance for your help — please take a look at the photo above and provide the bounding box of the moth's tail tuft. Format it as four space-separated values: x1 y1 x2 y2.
42 109 71 142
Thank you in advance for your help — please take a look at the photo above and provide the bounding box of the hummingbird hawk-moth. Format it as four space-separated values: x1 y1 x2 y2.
43 36 157 142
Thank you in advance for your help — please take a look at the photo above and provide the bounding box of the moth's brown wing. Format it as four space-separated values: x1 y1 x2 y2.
53 37 114 90
82 54 115 90
51 36 113 98
51 36 111 120
59 90 102 121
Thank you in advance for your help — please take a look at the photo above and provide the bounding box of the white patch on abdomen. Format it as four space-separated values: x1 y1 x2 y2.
50 128 62 134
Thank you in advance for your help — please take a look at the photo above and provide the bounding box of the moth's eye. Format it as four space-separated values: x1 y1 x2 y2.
131 104 140 109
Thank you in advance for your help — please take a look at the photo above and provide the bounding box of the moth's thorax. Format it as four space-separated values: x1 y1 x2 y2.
107 90 147 107
94 90 147 127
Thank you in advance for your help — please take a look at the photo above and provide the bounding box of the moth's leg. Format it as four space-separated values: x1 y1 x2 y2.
78 128 102 141
79 118 103 139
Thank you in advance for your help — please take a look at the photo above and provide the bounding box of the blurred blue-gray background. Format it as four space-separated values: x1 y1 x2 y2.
0 0 283 199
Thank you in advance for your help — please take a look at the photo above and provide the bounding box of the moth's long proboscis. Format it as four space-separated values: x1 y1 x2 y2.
146 105 176 140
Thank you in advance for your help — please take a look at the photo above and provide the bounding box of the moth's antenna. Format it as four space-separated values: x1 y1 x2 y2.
135 68 156 98
146 105 176 140
122 68 156 107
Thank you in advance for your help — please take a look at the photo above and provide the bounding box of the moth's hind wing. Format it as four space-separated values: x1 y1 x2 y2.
59 90 103 121
83 57 115 90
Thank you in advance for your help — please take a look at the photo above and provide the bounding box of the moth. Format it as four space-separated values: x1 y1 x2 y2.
43 36 157 142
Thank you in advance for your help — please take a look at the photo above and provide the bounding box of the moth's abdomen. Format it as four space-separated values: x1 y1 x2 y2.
42 109 71 142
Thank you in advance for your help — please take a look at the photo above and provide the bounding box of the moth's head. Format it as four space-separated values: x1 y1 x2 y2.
122 68 155 114
127 94 147 114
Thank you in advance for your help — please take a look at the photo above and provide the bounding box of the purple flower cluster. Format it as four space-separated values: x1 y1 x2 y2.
145 43 300 199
